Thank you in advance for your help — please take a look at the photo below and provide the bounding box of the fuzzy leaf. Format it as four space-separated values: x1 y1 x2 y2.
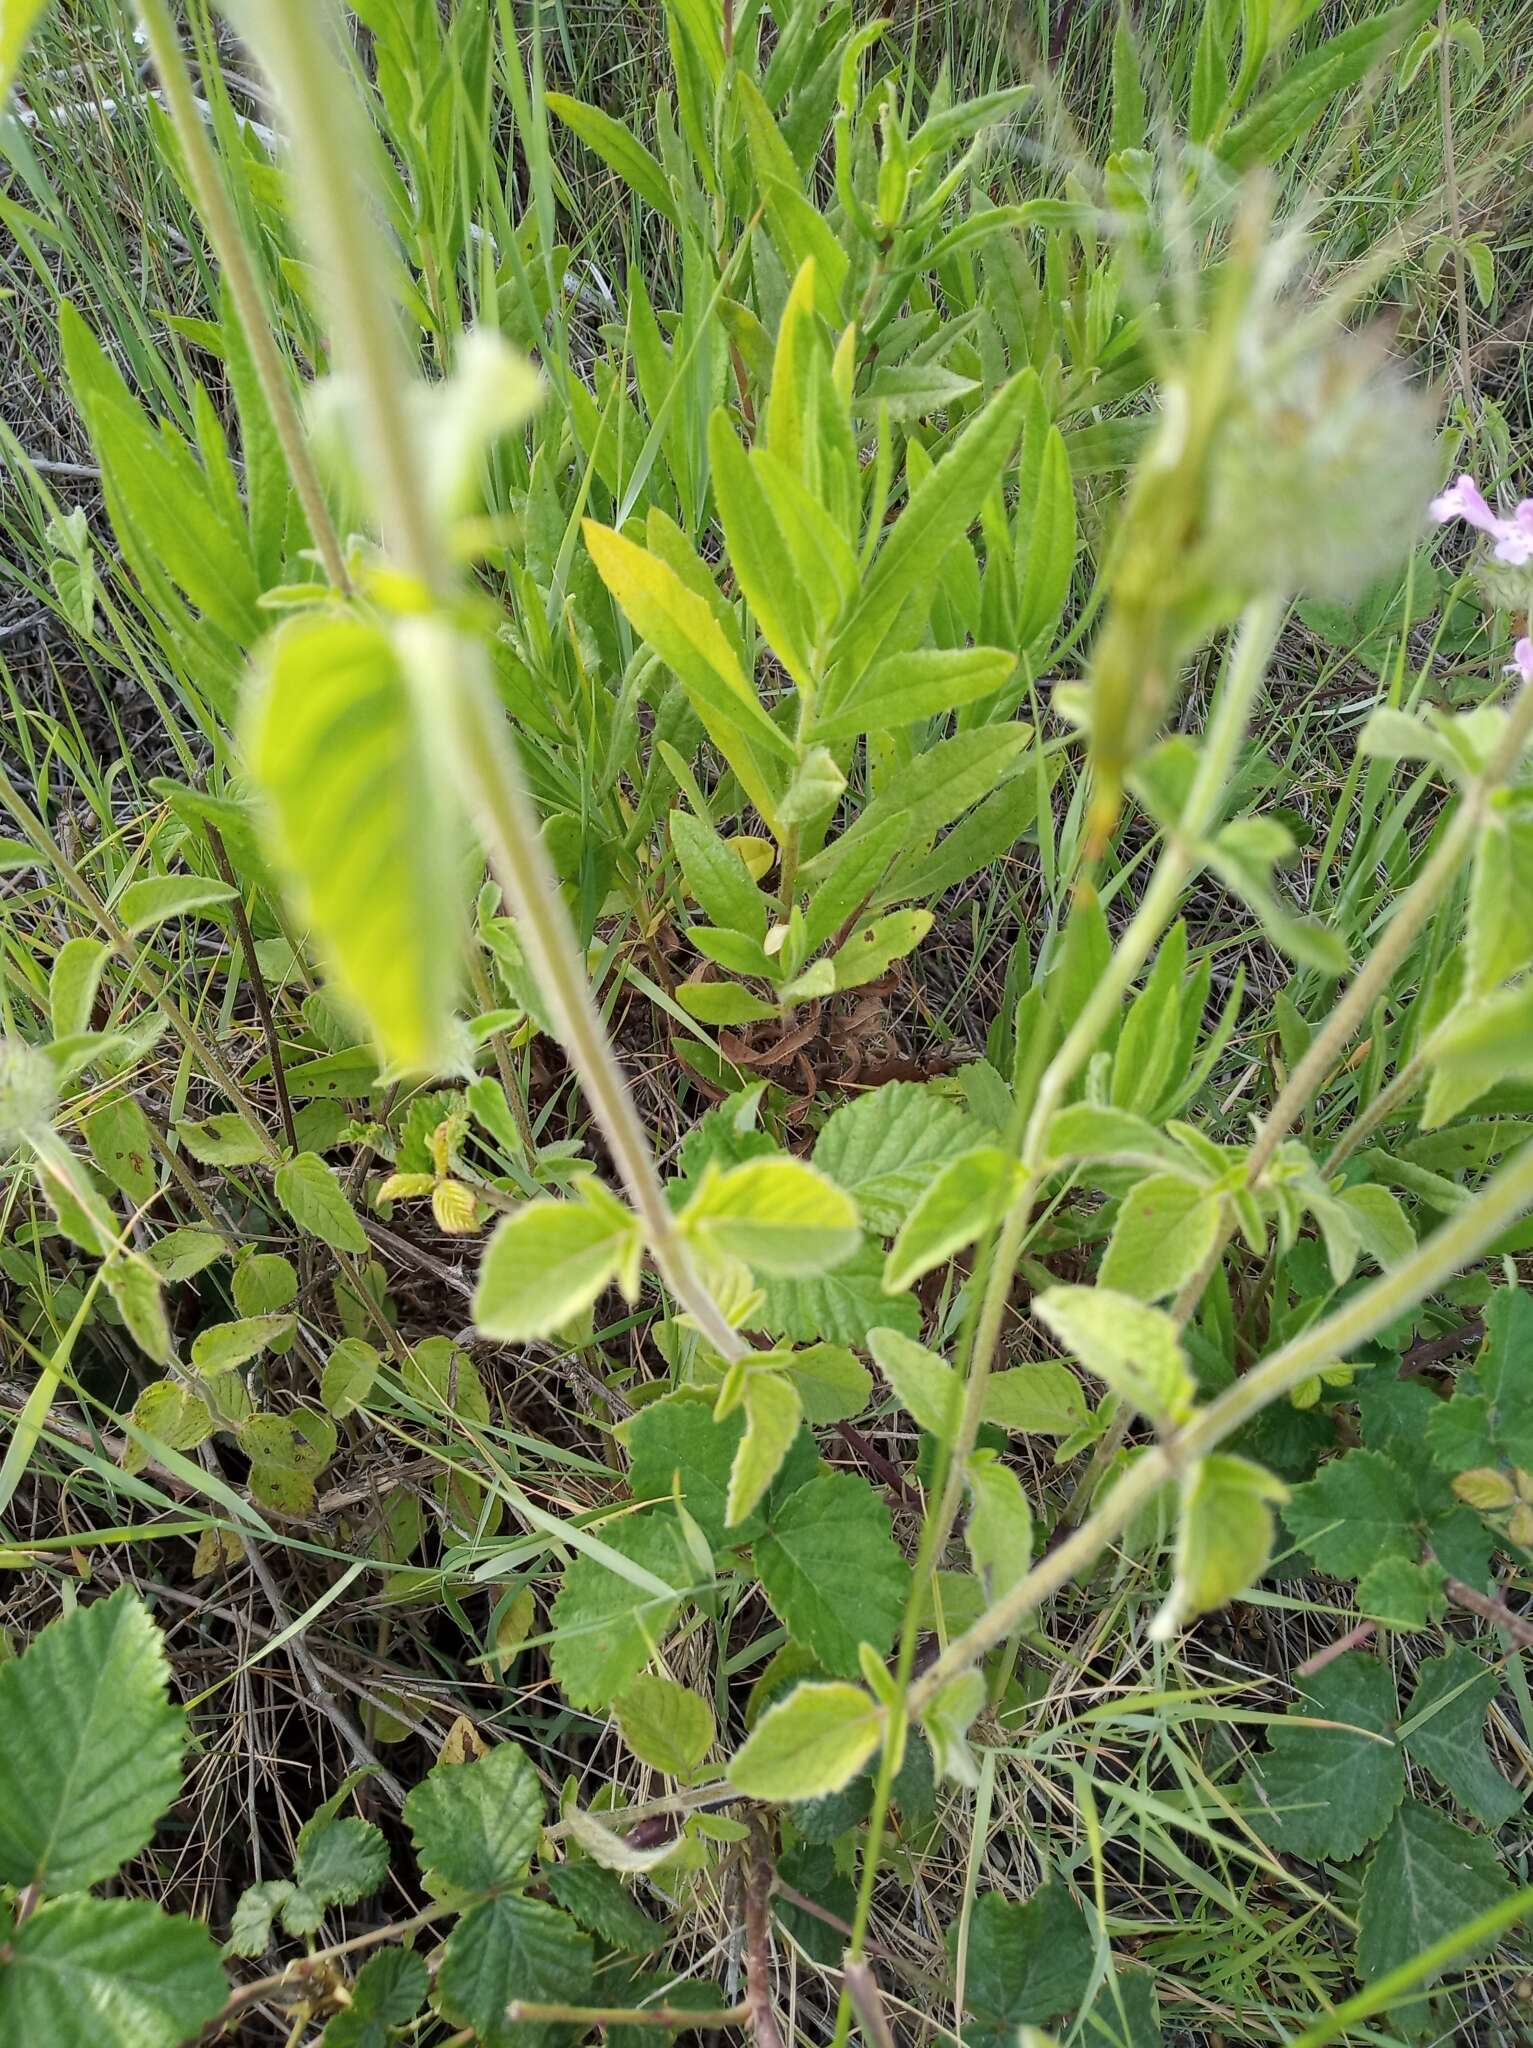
1400 1648 1521 1826
729 1681 883 1800
438 1895 593 2048
1245 1653 1404 1861
614 1675 716 1776
274 1151 368 1254
810 1083 978 1234
549 1512 695 1711
1357 1799 1513 1984
0 1896 225 2048
683 1157 861 1277
1099 1174 1222 1303
1032 1286 1194 1425
1283 1447 1418 1579
404 1740 544 1892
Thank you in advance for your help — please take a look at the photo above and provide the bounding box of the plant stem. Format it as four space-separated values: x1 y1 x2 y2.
132 0 350 594
907 1133 1533 1712
247 0 746 1364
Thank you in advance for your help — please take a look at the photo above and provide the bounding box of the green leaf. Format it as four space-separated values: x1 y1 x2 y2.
1099 1174 1223 1303
675 980 782 1026
1356 1554 1446 1631
1245 1653 1404 1861
549 1511 694 1711
190 1313 298 1373
1155 1454 1287 1638
953 1886 1095 2041
783 1342 872 1425
1423 981 1533 1125
0 1896 225 2048
727 1370 803 1527
0 1590 184 1894
964 1450 1032 1599
438 1895 593 2048
1041 1103 1180 1169
826 909 933 994
614 1674 716 1775
728 1681 883 1800
1467 809 1533 994
1400 1649 1520 1826
755 1472 908 1675
0 0 48 108
145 1227 227 1283
321 1337 380 1418
244 611 467 1072
544 1865 663 1954
118 874 235 935
708 408 815 690
404 1740 544 1893
1283 1447 1417 1579
981 1362 1088 1435
683 1157 861 1277
1357 1800 1513 1984
880 1146 1023 1286
810 1082 977 1234
545 93 678 226
84 1096 158 1206
870 1325 959 1437
50 935 109 1041
289 1815 389 1921
761 1247 923 1345
274 1151 368 1253
176 1113 268 1166
322 1950 428 2047
1032 1286 1194 1426
1014 408 1076 651
474 1185 640 1339
810 646 1016 743
670 809 767 941
1219 0 1434 171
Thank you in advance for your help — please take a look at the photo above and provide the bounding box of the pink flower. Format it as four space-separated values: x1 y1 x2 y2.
1432 473 1533 566
1510 637 1533 686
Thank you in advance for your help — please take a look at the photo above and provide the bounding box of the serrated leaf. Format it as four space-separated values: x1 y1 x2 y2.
274 1151 368 1253
1283 1447 1417 1579
1357 1799 1513 1984
1246 1653 1404 1861
670 809 767 941
0 1590 185 1893
550 1512 695 1711
953 1886 1095 2041
1400 1648 1521 1826
810 1082 979 1234
761 1246 923 1345
729 1680 883 1800
473 1186 640 1339
1032 1286 1194 1426
244 612 467 1071
322 1950 428 2046
755 1472 908 1675
404 1740 544 1892
1099 1174 1223 1303
0 1896 225 2048
683 1156 861 1277
438 1894 593 2048
783 1342 872 1424
544 1864 662 1953
614 1674 716 1775
884 1145 1024 1293
626 1392 818 1548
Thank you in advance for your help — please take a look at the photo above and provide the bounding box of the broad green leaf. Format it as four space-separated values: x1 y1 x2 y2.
50 935 108 1041
810 646 1016 743
84 1097 157 1204
1357 1799 1513 1984
682 1157 861 1277
964 1450 1032 1599
826 910 932 994
761 1246 923 1346
322 1950 428 2047
1245 1653 1404 1861
1467 809 1533 995
1099 1174 1223 1303
244 612 467 1072
191 1314 297 1374
728 1681 882 1800
670 809 767 941
118 874 235 935
783 1342 872 1424
287 1816 388 1925
438 1895 593 2048
979 1363 1087 1436
884 1145 1024 1293
1155 1454 1288 1638
474 1185 641 1339
144 1227 226 1283
755 1472 908 1675
274 1150 369 1253
810 1081 977 1234
1041 1103 1180 1169
404 1741 544 1892
549 1511 694 1711
1357 1554 1447 1631
176 1113 268 1166
614 1674 716 1775
0 1896 225 2048
103 1248 173 1365
544 1864 664 1954
726 1369 802 1527
1220 0 1435 171
952 1887 1095 2042
1032 1286 1194 1426
869 1325 959 1437
238 1409 336 1476
232 1252 298 1318
321 1337 380 1418
1400 1648 1521 1826
1283 1447 1417 1579
625 1391 817 1548
675 980 781 1025
1422 981 1533 1127
0 1589 185 1892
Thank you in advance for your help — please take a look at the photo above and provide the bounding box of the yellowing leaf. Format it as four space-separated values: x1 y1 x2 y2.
682 1157 861 1277
1153 1454 1287 1640
473 1185 641 1340
728 1681 882 1800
